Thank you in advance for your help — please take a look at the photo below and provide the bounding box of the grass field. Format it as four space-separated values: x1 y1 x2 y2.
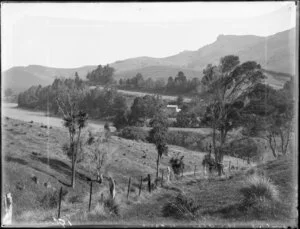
1 118 296 226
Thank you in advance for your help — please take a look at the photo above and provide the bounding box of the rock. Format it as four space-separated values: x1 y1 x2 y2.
15 182 25 190
44 182 51 189
31 151 40 156
29 121 33 123
142 155 146 159
31 175 39 184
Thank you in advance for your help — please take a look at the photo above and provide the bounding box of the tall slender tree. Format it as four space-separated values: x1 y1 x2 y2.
56 95 88 188
149 108 169 181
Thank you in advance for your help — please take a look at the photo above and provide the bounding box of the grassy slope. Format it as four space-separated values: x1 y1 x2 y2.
2 118 294 226
123 154 297 227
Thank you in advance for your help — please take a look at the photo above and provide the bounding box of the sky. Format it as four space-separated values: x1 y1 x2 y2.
1 2 296 70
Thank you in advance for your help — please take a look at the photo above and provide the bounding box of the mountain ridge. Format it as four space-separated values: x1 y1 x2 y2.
2 28 295 92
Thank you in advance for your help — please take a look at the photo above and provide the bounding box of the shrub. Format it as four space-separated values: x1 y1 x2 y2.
162 193 200 219
119 126 148 142
86 130 95 145
169 154 185 175
38 190 58 209
38 188 68 210
240 174 279 206
104 198 120 216
68 194 82 204
167 131 208 152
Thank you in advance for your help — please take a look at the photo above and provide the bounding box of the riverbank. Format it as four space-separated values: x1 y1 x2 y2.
1 103 115 132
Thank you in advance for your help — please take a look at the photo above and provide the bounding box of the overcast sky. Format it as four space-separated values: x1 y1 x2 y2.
1 2 296 70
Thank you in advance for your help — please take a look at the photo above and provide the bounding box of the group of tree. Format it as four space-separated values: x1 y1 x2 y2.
198 55 294 175
113 94 165 130
118 73 166 92
166 71 201 94
86 65 115 85
18 73 128 121
242 81 294 158
118 71 201 95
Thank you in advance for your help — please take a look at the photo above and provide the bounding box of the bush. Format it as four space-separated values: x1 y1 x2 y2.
104 198 120 216
167 130 208 152
119 126 149 142
86 130 95 145
162 193 200 219
38 188 68 210
240 174 279 206
169 154 185 175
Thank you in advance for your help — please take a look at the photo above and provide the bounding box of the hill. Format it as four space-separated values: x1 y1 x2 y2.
114 65 202 80
2 118 296 226
2 28 295 92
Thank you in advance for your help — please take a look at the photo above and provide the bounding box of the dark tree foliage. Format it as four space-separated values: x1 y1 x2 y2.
129 95 165 126
200 55 266 175
149 109 169 180
86 64 115 85
118 71 201 95
170 154 185 175
242 83 294 157
18 77 128 122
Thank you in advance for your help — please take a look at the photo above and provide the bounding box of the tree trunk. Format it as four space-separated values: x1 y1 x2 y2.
212 124 216 157
268 134 277 158
72 128 82 189
156 154 160 181
72 157 76 189
280 129 291 155
216 129 227 176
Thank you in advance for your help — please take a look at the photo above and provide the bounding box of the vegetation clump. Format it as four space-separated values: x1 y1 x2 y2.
169 154 185 175
162 192 200 219
240 174 279 205
119 126 149 142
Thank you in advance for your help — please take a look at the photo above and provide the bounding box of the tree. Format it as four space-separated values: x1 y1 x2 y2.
112 95 129 130
200 55 266 175
176 95 184 108
56 96 88 188
149 109 169 181
243 83 294 158
129 95 164 126
86 64 115 85
170 153 185 175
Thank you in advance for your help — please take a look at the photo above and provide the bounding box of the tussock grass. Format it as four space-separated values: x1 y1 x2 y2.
240 174 279 205
162 192 200 220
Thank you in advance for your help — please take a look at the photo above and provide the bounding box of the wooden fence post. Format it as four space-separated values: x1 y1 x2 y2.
3 193 13 225
139 176 143 196
148 174 151 193
127 177 131 199
58 187 62 218
229 161 231 173
161 170 164 187
181 167 183 177
88 181 93 212
194 165 196 176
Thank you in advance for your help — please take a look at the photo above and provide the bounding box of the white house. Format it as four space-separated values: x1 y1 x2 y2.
166 105 181 113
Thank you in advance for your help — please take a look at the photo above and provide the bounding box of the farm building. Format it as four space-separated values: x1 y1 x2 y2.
166 105 181 113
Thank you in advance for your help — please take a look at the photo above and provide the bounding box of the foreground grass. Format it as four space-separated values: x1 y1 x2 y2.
2 117 294 226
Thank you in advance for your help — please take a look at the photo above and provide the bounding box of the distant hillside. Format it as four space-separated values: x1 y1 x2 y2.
2 28 295 92
114 65 202 80
2 65 97 93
